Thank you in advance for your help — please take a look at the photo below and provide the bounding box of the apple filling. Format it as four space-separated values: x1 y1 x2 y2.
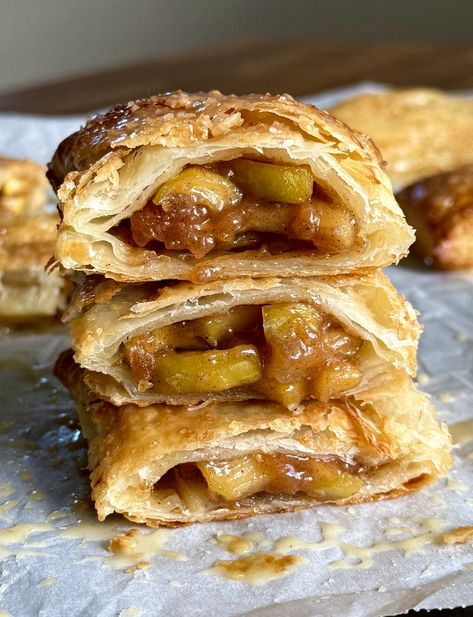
123 302 364 407
123 159 357 258
166 454 364 507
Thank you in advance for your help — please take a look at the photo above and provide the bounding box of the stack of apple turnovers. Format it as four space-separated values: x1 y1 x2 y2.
48 91 451 526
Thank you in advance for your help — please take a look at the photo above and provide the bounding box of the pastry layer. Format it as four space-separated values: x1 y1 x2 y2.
331 88 473 191
65 271 420 407
48 91 413 282
55 351 452 526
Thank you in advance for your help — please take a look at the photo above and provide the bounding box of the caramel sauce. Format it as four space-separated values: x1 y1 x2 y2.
207 551 307 585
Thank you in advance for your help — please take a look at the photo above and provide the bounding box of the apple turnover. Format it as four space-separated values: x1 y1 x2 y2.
330 89 473 191
0 213 68 320
47 91 413 282
64 272 419 408
396 165 473 269
0 156 47 217
55 351 451 526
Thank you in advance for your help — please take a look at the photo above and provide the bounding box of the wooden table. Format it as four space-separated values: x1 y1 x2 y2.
1 41 473 114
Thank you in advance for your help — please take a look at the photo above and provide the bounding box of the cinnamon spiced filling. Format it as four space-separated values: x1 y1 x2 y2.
119 159 358 259
123 302 364 407
159 453 364 507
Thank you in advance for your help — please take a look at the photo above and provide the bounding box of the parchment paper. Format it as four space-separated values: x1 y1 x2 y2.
0 85 471 617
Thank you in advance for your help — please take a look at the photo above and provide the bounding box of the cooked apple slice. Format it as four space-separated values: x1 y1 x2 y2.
228 159 313 204
198 456 266 500
152 345 262 394
153 166 242 213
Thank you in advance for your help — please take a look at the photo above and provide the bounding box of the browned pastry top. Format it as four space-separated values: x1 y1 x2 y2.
47 90 382 193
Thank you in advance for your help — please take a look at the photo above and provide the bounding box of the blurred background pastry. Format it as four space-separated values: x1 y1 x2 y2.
330 89 473 192
396 165 473 269
0 156 68 322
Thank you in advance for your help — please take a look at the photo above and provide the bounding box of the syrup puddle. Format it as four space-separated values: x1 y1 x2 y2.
46 510 69 522
0 484 14 500
273 519 449 570
59 518 119 543
119 609 142 617
108 529 187 572
417 372 430 385
448 418 473 447
437 391 456 404
207 552 307 585
0 523 53 560
446 478 468 493
429 494 446 507
210 532 265 555
39 576 57 586
274 523 344 553
28 490 45 502
0 500 19 518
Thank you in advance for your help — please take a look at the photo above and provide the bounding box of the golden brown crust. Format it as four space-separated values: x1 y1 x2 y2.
64 271 421 406
397 165 473 269
55 351 451 527
0 156 47 217
330 89 473 191
48 91 382 187
48 91 413 281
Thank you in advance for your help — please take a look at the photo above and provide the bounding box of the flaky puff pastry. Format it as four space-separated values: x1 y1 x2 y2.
0 213 68 320
47 91 413 282
0 157 47 217
55 351 451 526
397 165 473 269
65 271 421 407
330 89 473 191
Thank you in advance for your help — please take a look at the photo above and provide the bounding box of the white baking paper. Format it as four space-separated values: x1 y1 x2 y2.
0 85 471 617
